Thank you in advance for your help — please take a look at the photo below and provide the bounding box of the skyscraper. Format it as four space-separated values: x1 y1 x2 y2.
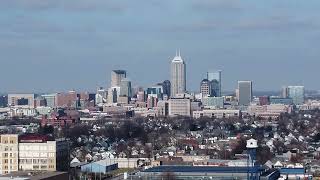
238 81 252 106
281 86 289 98
207 70 222 97
162 80 171 98
111 70 126 87
120 78 132 98
288 86 305 105
171 51 186 97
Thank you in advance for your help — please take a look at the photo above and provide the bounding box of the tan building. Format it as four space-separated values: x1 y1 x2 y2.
8 94 35 108
169 97 191 117
0 134 19 175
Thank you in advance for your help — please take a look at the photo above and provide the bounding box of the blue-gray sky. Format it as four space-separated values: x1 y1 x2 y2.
0 0 319 93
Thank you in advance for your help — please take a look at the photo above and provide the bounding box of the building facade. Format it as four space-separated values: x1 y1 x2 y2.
207 70 222 97
8 94 35 108
238 81 252 106
111 70 126 87
171 51 186 97
0 134 18 175
169 97 191 117
200 79 210 97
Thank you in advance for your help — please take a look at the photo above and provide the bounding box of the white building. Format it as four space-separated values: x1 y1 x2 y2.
171 51 186 97
193 109 240 119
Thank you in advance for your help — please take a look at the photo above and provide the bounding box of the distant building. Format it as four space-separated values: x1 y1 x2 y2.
259 96 270 106
247 104 292 119
42 94 57 108
119 78 132 98
162 80 171 98
169 96 191 117
171 51 186 97
207 70 222 97
56 91 77 108
269 97 293 105
8 94 35 108
0 134 18 175
111 70 126 87
202 96 224 108
287 86 305 105
200 79 210 97
238 81 252 106
0 95 7 108
107 87 120 104
96 87 107 106
281 86 289 98
80 159 118 174
193 109 240 119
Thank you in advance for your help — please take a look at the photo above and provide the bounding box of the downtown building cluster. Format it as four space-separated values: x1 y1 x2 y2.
0 52 309 122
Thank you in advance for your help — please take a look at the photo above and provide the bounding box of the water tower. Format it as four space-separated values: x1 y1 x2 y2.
246 138 258 180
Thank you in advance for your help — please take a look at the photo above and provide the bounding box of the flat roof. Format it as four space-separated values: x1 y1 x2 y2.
144 166 264 173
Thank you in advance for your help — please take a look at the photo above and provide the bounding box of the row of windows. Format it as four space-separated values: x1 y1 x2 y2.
19 159 54 164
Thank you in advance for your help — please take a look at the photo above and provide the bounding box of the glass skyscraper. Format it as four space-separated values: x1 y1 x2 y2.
287 86 305 105
207 70 222 97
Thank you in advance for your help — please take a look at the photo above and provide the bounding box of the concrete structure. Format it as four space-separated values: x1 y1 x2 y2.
171 51 186 97
0 134 18 175
287 86 305 105
111 70 126 87
8 94 35 108
238 81 252 106
281 86 289 98
56 91 77 108
169 96 191 117
193 109 240 119
207 70 222 97
18 135 69 172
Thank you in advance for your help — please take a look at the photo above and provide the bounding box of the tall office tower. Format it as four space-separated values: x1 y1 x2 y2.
162 80 171 98
171 51 186 97
111 70 126 87
288 86 305 105
120 78 132 98
238 81 253 106
207 70 222 97
281 86 289 98
200 79 211 97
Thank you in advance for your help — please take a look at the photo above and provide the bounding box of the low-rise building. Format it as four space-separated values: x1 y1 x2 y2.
169 97 191 117
18 134 69 172
193 109 241 119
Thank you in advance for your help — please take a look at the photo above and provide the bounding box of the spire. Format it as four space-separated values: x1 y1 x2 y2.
175 49 178 56
178 49 181 57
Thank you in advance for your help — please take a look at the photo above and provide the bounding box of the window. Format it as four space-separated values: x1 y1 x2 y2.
4 153 8 157
4 160 8 163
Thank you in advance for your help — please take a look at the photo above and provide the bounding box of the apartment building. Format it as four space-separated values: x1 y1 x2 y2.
0 134 19 175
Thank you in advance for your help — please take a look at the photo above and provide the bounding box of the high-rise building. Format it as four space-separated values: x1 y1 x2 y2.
42 94 57 108
120 78 132 98
200 79 210 97
8 94 35 108
0 134 18 175
171 51 186 97
281 86 289 98
162 80 171 98
207 70 222 97
238 81 252 106
287 86 305 105
111 70 126 87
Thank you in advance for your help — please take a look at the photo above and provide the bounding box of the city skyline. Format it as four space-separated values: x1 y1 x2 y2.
1 0 319 92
